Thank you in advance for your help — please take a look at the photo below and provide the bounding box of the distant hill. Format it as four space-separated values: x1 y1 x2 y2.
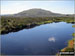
1 8 74 17
14 8 65 17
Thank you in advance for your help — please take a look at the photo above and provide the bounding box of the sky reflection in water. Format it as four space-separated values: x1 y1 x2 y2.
1 22 74 55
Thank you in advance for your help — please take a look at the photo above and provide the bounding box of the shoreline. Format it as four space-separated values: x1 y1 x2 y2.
1 17 74 35
1 21 53 35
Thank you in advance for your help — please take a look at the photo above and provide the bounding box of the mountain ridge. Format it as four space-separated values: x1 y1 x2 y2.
14 8 64 17
1 8 74 17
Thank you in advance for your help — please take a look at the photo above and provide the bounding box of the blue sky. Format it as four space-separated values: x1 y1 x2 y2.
1 1 74 15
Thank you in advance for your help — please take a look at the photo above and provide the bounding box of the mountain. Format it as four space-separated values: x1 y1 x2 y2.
14 8 66 17
1 8 74 17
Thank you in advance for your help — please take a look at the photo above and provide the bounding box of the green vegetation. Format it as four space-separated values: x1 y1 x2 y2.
0 16 74 34
57 39 74 56
60 32 75 55
72 25 75 28
72 33 75 37
57 32 75 56
61 39 74 52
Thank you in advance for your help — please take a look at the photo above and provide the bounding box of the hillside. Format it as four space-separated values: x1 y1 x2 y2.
14 8 66 17
1 8 74 17
1 8 74 34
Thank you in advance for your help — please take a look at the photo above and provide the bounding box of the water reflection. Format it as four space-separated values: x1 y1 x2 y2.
1 22 74 55
48 37 56 42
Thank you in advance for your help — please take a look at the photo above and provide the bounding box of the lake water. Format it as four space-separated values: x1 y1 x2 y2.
1 22 74 55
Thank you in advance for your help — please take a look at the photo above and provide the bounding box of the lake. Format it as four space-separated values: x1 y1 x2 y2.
1 22 74 55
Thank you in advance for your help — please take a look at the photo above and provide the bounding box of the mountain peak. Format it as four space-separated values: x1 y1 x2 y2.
25 8 51 12
14 8 64 17
18 8 52 14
